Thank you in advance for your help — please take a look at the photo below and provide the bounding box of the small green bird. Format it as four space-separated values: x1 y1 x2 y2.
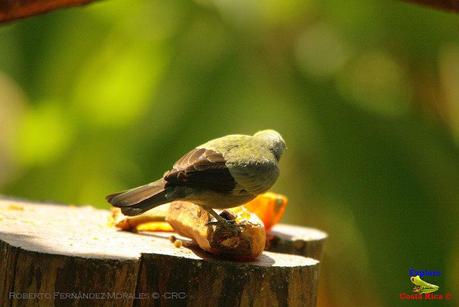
106 129 285 227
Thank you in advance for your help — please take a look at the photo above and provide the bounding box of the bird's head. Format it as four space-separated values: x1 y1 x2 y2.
254 129 286 161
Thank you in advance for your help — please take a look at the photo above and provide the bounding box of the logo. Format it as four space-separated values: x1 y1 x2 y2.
410 275 439 294
399 268 452 301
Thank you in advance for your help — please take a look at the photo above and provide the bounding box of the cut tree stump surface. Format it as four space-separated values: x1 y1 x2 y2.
0 199 327 307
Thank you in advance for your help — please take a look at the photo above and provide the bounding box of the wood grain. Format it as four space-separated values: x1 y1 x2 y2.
0 199 326 306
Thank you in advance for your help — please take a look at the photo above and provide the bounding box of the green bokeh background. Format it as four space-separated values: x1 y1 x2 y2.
1 1 458 306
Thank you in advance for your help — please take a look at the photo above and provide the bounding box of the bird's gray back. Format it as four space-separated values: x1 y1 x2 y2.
199 134 279 195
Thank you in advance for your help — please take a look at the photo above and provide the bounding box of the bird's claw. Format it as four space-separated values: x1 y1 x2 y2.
206 219 236 226
205 219 246 237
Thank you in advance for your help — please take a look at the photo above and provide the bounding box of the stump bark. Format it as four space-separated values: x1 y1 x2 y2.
0 199 326 307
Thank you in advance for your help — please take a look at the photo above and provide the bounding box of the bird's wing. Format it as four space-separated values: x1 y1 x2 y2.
164 147 237 193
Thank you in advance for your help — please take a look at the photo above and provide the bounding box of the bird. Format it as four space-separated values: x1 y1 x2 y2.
106 129 286 228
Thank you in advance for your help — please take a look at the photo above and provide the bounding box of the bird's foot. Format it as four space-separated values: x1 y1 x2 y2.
204 209 245 236
206 219 243 227
206 219 245 238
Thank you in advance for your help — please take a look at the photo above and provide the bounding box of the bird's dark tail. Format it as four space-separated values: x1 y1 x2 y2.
106 179 169 216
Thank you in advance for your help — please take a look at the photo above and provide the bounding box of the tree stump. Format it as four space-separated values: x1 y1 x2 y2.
0 199 327 307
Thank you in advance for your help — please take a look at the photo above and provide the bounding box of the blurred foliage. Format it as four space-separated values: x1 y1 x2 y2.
1 0 459 306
